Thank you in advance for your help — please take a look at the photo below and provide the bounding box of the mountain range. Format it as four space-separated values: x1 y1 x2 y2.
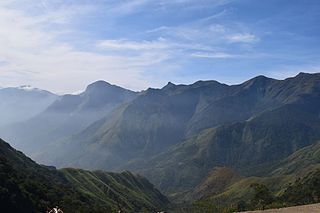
1 72 320 211
0 81 136 156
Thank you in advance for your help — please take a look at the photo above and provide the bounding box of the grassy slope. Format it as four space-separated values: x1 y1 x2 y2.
0 139 169 213
61 168 169 212
196 142 320 211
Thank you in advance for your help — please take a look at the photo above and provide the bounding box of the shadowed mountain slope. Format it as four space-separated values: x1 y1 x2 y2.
41 73 320 173
0 138 169 213
138 100 320 200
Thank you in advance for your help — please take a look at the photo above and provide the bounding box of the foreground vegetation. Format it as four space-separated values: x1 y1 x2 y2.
182 169 320 213
0 139 168 213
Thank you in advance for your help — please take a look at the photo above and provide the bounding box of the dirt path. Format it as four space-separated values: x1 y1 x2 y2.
241 203 320 213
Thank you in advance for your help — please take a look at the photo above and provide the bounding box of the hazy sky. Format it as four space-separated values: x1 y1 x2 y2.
0 0 319 93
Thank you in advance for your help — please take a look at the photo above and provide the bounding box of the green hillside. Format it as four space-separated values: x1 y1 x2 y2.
61 168 168 212
0 138 169 213
188 141 320 212
190 169 320 213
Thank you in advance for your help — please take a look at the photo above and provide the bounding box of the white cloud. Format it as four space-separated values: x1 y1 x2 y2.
191 52 238 59
209 24 226 33
226 33 259 43
97 38 170 50
0 0 263 93
102 0 150 16
97 37 216 53
0 2 174 93
145 14 259 47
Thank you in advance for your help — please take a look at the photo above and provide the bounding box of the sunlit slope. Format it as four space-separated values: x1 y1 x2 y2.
0 138 169 213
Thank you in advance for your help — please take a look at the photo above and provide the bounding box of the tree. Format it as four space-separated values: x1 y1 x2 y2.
250 183 274 210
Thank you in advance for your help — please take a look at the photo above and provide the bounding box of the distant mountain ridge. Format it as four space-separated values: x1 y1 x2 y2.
1 73 320 206
0 80 137 156
35 73 319 168
0 86 58 127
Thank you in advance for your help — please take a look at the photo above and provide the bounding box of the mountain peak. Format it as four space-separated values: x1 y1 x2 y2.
193 80 223 87
86 80 112 91
19 85 35 90
281 72 320 83
243 75 275 88
83 80 136 97
16 85 46 93
297 72 310 76
295 72 319 79
167 81 175 86
84 80 121 94
0 85 57 97
251 75 270 81
162 82 176 90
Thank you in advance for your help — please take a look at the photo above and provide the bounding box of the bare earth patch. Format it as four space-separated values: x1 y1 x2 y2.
241 203 320 213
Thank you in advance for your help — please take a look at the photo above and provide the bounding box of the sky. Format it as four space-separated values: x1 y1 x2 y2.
0 0 319 93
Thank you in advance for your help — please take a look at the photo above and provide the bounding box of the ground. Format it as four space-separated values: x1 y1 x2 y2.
241 203 320 213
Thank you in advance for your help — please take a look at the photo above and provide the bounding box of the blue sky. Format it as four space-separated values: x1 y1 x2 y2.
0 0 319 93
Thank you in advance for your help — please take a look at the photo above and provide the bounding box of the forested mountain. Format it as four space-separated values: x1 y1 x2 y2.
190 143 320 212
0 138 168 213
